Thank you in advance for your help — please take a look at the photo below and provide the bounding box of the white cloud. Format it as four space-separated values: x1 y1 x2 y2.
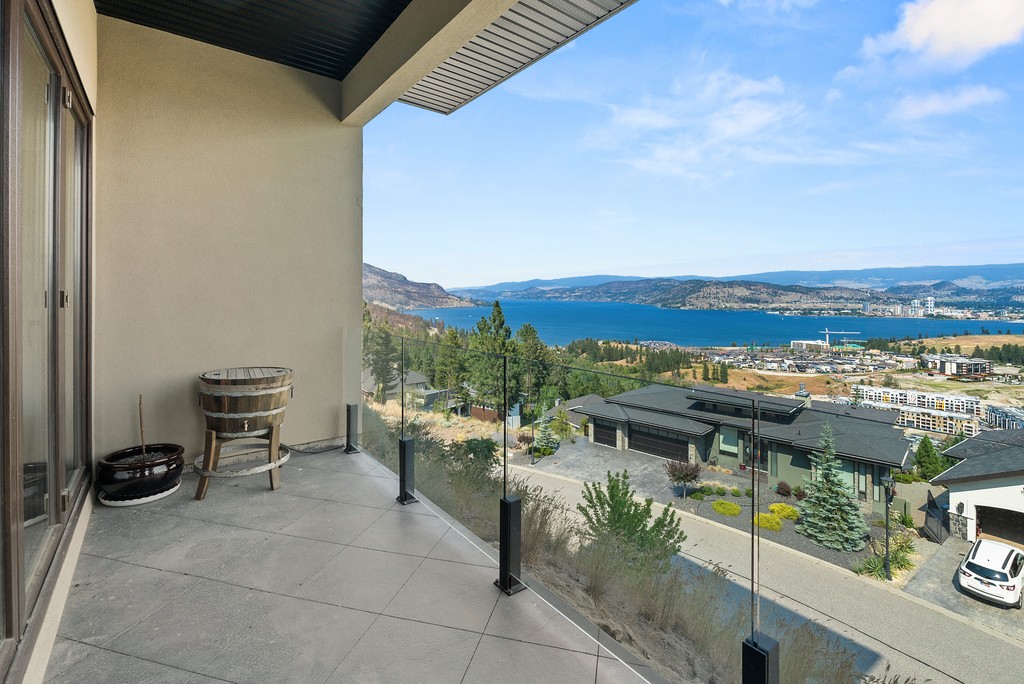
610 105 678 130
696 70 784 102
864 0 1024 68
890 85 1006 120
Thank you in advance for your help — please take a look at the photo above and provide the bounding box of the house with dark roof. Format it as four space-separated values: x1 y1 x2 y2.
932 430 1024 544
543 394 607 428
361 368 429 403
575 385 910 513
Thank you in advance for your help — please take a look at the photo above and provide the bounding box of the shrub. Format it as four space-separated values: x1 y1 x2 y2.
852 554 886 579
754 513 782 531
701 484 714 495
892 532 916 556
712 500 741 517
893 472 915 484
898 511 915 529
793 486 807 501
689 491 705 501
577 470 686 563
769 503 799 521
730 487 742 497
775 481 792 497
744 487 753 498
715 486 728 496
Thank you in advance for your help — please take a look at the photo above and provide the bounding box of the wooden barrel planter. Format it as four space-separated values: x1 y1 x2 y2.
199 367 293 438
96 444 185 506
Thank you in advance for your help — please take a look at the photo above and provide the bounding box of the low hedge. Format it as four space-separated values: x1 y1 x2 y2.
768 503 799 521
753 513 782 531
712 500 741 517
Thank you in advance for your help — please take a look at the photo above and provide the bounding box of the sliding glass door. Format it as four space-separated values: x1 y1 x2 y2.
18 14 57 579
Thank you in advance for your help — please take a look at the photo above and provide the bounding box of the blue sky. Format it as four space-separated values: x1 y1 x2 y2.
364 0 1024 289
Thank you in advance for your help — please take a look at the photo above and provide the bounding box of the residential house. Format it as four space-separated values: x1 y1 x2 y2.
0 0 640 678
576 385 909 513
932 430 1024 544
361 368 429 403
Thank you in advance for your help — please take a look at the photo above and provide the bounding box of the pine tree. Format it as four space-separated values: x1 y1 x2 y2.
701 362 710 382
534 420 558 453
719 363 729 383
914 436 954 480
795 424 869 552
368 323 400 403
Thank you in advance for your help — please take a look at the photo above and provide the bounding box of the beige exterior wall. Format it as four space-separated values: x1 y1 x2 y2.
52 0 98 106
94 17 363 458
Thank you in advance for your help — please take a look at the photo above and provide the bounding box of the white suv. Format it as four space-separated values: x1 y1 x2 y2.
958 538 1024 609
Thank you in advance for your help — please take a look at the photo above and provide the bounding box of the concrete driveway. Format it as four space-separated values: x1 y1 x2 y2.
903 537 1024 642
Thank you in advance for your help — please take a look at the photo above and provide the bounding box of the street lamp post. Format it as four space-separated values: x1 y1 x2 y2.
880 474 895 581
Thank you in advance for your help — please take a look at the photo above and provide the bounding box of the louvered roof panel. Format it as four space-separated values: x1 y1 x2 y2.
399 0 640 114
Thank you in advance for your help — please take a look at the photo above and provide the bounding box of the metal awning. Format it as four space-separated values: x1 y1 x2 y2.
399 0 639 114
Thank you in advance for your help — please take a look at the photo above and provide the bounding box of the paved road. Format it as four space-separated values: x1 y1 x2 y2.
509 454 1024 684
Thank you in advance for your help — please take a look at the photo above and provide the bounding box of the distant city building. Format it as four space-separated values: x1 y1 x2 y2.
986 405 1024 430
925 296 935 315
852 385 983 416
791 340 830 352
909 299 921 317
861 400 980 436
921 354 993 378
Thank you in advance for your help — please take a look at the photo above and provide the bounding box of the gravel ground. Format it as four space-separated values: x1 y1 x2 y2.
519 438 930 573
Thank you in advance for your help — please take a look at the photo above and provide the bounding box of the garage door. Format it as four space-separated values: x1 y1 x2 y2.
630 426 688 461
977 506 1024 548
593 420 616 447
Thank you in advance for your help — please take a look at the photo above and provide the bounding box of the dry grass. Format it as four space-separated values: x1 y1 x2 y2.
903 333 1024 356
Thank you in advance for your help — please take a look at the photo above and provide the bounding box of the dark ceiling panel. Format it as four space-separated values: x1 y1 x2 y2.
95 0 414 81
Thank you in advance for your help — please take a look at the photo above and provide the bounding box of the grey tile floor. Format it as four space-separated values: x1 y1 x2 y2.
46 448 660 683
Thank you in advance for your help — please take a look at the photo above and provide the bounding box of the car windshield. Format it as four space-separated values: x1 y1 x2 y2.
965 561 1009 583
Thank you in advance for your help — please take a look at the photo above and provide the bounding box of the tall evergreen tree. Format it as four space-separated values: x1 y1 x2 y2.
367 323 400 403
719 363 729 383
795 424 869 552
701 362 710 382
467 301 522 412
914 436 954 480
434 328 468 415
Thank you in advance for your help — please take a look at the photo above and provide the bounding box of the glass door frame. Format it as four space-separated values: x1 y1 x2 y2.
0 0 93 676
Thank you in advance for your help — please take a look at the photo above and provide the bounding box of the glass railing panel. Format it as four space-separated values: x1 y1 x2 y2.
358 330 891 682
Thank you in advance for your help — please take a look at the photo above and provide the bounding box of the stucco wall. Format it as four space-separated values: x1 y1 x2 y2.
52 0 97 106
948 474 1024 542
94 17 362 458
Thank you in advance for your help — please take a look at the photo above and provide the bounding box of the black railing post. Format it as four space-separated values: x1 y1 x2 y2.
345 403 358 453
396 437 417 505
495 495 525 595
742 632 779 684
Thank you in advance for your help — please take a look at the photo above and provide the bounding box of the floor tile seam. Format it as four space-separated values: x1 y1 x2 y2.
309 609 385 684
58 566 207 647
461 588 514 684
78 643 223 680
39 636 95 681
100 587 289 673
477 629 603 658
187 572 378 616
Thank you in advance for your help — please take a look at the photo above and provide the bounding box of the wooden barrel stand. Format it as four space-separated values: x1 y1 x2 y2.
194 367 293 500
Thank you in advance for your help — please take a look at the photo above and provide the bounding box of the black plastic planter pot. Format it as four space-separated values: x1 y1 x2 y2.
96 443 185 506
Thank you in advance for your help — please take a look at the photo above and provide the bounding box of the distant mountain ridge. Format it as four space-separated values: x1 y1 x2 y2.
363 263 473 310
454 263 1024 295
465 277 1024 310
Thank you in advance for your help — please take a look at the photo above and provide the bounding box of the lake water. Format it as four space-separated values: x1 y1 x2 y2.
408 300 1018 347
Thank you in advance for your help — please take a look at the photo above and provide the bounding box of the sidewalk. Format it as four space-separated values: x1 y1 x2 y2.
510 459 1024 684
